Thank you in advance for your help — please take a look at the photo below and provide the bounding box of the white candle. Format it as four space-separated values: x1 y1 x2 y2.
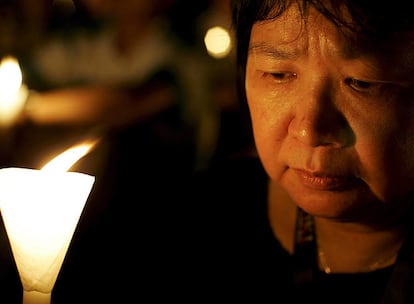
0 141 97 304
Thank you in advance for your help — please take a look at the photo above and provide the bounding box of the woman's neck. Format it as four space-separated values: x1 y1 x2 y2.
314 217 404 273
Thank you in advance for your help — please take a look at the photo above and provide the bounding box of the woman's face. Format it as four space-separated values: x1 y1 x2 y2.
245 5 414 222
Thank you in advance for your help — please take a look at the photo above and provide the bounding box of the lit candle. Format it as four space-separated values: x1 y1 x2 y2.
0 140 98 304
0 55 29 127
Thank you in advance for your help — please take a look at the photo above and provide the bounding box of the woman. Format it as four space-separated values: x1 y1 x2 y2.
181 0 414 303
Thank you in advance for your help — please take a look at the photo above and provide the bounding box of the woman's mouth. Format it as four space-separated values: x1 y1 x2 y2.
294 169 359 191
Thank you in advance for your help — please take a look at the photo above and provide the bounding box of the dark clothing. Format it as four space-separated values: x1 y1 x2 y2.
176 155 414 303
1 155 414 303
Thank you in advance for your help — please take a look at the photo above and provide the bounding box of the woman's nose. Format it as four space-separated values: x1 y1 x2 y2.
288 81 353 147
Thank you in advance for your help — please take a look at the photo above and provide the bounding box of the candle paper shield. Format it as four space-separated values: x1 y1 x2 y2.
0 167 95 293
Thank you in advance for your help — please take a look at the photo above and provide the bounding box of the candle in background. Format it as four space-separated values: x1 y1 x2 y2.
0 55 29 127
0 140 98 304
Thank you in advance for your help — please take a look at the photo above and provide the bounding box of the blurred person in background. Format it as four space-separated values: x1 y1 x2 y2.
18 0 221 171
0 0 234 302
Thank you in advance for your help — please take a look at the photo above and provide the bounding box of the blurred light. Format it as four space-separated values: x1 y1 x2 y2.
204 26 232 59
0 56 22 94
0 56 29 127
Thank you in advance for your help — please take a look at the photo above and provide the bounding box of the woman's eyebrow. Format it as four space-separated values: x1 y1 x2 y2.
249 40 366 61
248 42 303 60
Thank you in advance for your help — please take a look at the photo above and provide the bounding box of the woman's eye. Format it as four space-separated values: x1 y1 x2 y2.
345 77 379 93
266 71 297 83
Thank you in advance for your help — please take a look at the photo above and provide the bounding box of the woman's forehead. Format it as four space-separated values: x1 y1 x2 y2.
250 8 354 59
250 4 414 67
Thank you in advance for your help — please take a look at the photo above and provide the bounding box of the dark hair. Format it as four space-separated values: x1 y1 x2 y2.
231 0 414 120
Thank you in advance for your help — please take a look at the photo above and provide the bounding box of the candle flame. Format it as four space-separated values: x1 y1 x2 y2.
41 138 100 172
